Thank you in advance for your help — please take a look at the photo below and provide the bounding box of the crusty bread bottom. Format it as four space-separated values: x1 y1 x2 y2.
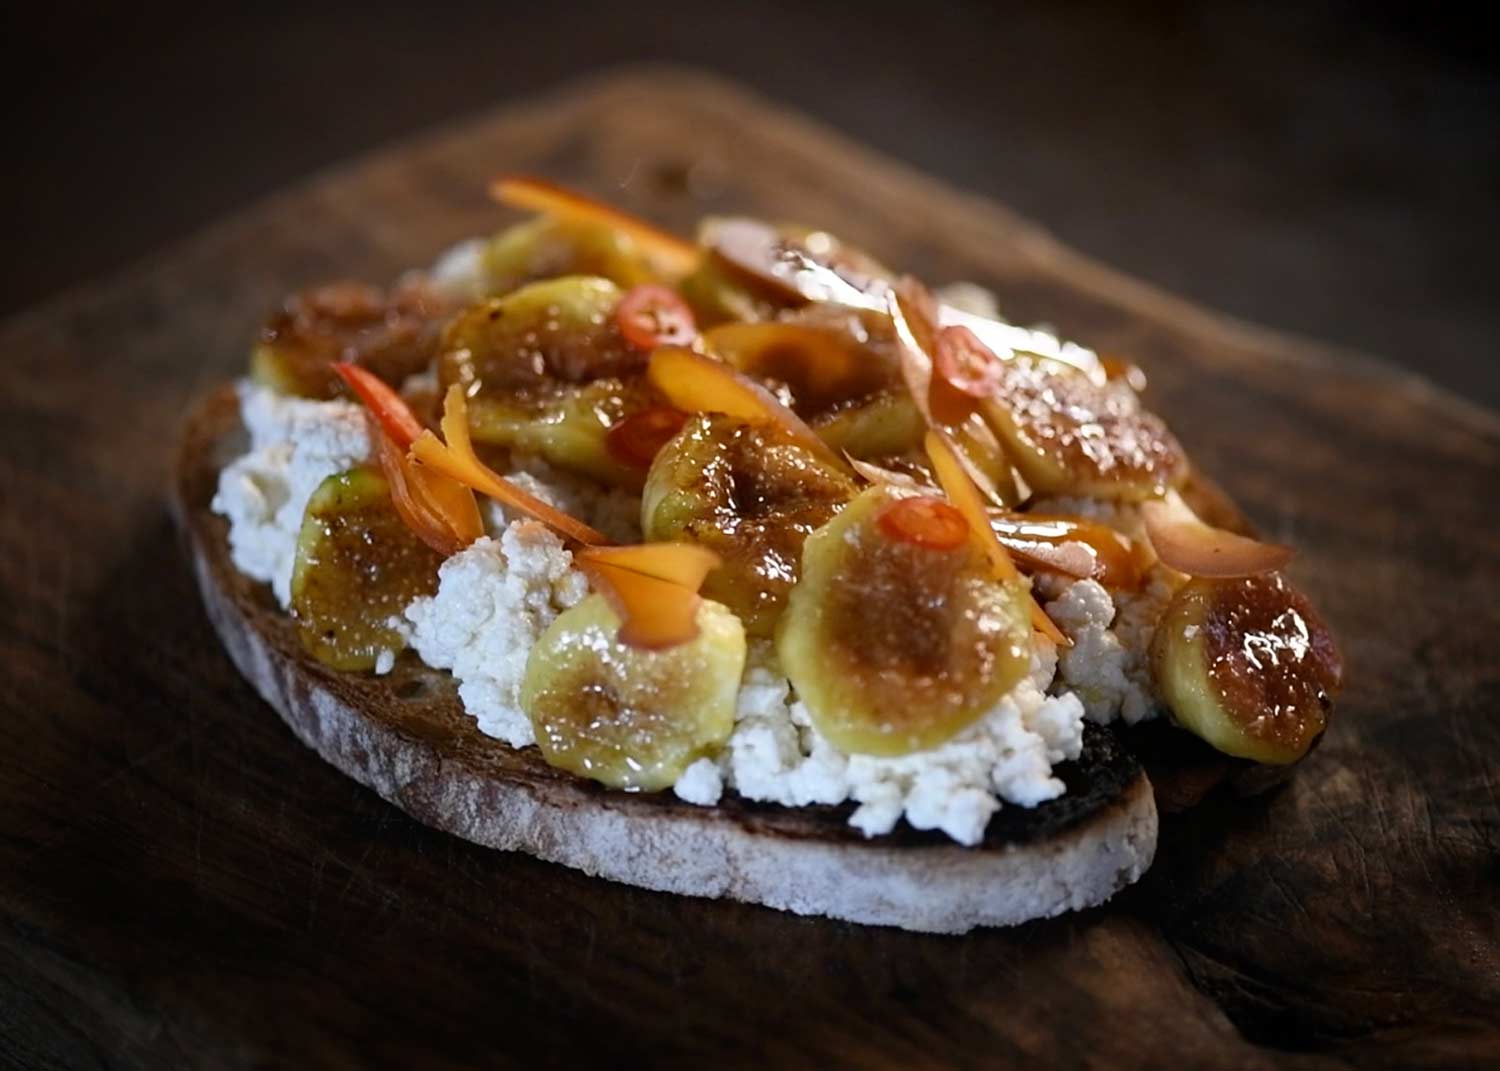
177 388 1157 933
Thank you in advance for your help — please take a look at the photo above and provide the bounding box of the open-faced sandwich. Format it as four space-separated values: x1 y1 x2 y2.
174 178 1343 933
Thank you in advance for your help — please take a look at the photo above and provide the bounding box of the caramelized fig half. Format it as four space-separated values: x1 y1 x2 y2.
290 467 442 671
482 216 659 295
642 414 856 636
521 594 745 791
776 485 1033 756
438 276 653 486
1151 573 1342 764
253 281 446 399
980 355 1187 500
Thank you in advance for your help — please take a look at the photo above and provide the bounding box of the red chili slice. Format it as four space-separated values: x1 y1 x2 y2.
876 495 970 551
934 325 1003 399
605 406 690 469
616 284 697 350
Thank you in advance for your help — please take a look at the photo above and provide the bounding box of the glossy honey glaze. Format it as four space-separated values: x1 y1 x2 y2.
1202 573 1343 754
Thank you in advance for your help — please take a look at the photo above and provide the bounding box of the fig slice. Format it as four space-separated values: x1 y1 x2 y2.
439 276 640 391
776 485 1033 756
813 388 927 461
482 214 659 294
642 413 856 637
1142 492 1294 578
521 594 746 791
701 217 892 310
464 378 655 491
290 467 442 671
436 275 653 487
489 175 699 277
979 353 1189 501
1151 574 1342 764
252 280 448 400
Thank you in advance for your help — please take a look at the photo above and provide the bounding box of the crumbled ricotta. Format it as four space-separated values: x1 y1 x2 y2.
720 648 852 808
403 524 588 748
1046 578 1129 722
672 758 724 806
1046 575 1172 725
1111 566 1182 721
211 383 371 606
1029 499 1181 724
849 645 1084 844
715 641 1085 846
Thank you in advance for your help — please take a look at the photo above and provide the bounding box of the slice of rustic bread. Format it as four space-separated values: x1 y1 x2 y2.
173 387 1157 933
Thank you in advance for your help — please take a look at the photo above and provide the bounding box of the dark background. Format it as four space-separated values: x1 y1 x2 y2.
6 2 1498 406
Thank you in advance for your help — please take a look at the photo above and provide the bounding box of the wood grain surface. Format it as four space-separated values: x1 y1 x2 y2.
2 68 1497 1069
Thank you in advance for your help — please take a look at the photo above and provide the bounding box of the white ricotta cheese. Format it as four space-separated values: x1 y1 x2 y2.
210 383 371 606
672 758 724 806
403 523 588 748
1028 499 1181 724
1111 566 1183 722
716 640 1085 847
720 647 852 809
1045 574 1175 725
1046 578 1132 723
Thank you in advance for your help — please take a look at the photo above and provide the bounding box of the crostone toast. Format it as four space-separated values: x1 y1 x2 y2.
175 386 1163 933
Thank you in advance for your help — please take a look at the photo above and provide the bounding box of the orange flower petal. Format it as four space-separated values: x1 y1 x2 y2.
579 558 704 650
576 543 722 590
647 346 846 468
411 386 611 547
489 175 699 277
1142 494 1294 578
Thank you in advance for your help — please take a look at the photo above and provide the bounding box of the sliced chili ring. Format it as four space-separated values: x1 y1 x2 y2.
934 325 1004 399
605 406 690 469
616 284 698 350
875 495 970 551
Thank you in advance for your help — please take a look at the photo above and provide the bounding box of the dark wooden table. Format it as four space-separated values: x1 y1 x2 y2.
3 71 1497 1070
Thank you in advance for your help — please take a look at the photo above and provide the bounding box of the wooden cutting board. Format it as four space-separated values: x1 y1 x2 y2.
2 68 1496 1070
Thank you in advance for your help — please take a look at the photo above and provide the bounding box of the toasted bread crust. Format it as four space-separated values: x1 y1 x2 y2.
174 386 1157 932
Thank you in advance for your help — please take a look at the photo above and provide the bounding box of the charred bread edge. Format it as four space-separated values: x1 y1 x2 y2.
174 386 1157 933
